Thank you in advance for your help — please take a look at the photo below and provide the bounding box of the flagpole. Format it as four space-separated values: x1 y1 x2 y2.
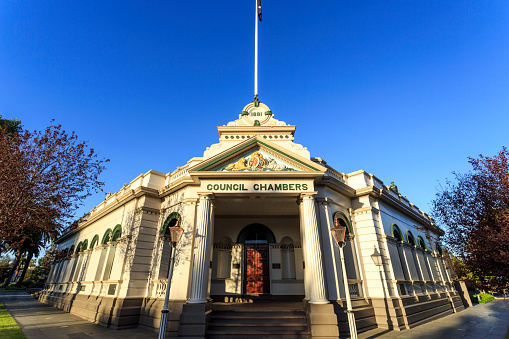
254 0 258 98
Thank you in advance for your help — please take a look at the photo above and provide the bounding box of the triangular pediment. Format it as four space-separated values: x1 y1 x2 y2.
189 136 326 173
217 149 298 172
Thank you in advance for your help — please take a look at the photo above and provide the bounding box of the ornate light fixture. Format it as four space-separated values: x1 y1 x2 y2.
330 218 347 245
169 219 184 245
159 218 184 339
330 216 357 339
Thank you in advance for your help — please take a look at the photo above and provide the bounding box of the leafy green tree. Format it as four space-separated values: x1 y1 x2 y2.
0 115 22 136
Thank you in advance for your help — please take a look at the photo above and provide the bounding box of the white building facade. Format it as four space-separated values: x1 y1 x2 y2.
40 101 464 338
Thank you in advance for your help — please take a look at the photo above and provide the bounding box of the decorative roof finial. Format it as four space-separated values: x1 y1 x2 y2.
253 94 260 107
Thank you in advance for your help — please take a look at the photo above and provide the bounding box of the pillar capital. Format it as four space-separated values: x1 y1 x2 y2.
316 197 333 205
197 192 214 200
299 192 317 203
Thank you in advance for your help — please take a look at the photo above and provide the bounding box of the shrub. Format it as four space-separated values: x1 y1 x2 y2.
470 293 495 304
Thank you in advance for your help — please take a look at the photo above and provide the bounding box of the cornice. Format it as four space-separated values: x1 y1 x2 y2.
355 185 382 198
352 206 380 215
315 177 356 198
57 187 162 244
379 188 442 234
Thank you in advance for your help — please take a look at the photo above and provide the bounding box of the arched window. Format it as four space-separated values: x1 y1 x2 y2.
237 224 276 243
417 236 427 249
101 228 113 244
111 224 122 241
76 242 83 254
81 239 88 251
90 235 99 248
435 243 443 256
280 237 296 280
69 245 75 255
406 231 416 246
391 224 404 241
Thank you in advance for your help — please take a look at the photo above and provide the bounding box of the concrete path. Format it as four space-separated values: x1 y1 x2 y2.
1 292 508 338
0 292 156 338
360 299 509 339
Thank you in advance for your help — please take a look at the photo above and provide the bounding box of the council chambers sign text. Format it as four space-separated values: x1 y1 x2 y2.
201 180 314 193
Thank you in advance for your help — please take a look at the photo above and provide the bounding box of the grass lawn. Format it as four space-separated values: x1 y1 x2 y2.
0 302 26 339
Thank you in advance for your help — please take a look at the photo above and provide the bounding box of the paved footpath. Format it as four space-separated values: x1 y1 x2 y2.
360 299 509 339
0 292 156 338
1 292 508 339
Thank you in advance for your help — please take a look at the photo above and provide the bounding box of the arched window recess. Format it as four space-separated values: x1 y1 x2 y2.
69 245 75 256
161 212 181 236
81 239 88 252
101 228 113 245
417 236 427 250
435 243 443 257
111 224 122 242
332 212 354 237
406 231 416 246
391 224 404 242
237 223 276 244
76 242 83 254
90 234 99 248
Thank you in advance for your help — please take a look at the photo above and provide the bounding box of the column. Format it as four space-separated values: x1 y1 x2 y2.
188 194 213 303
300 193 328 304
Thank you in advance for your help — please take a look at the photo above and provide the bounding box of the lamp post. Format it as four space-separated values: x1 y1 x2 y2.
158 219 184 339
331 219 358 339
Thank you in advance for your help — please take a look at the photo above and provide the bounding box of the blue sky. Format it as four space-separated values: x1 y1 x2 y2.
1 1 508 221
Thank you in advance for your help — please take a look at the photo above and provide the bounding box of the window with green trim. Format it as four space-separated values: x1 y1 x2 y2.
436 243 443 256
81 239 88 251
406 231 416 246
392 224 404 241
90 235 99 248
101 228 113 244
111 224 122 242
417 236 427 249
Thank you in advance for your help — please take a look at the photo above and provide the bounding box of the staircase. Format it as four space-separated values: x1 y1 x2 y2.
207 301 310 339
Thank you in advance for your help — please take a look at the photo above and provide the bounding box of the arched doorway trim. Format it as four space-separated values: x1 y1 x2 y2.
236 223 276 243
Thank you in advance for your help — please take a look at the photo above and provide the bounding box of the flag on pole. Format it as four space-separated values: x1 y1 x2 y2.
258 0 262 21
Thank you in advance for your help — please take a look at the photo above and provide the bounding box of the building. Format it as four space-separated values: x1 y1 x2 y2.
39 100 465 338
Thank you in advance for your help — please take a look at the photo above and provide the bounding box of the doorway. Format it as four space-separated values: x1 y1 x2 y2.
237 224 275 295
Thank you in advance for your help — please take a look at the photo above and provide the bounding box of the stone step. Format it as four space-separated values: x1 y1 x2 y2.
210 315 306 323
208 324 309 331
208 334 310 339
207 329 310 336
208 302 310 338
211 310 306 318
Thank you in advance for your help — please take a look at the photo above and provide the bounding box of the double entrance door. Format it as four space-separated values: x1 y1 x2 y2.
244 243 269 294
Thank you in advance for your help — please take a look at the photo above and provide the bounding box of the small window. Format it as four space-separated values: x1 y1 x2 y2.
108 284 117 295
